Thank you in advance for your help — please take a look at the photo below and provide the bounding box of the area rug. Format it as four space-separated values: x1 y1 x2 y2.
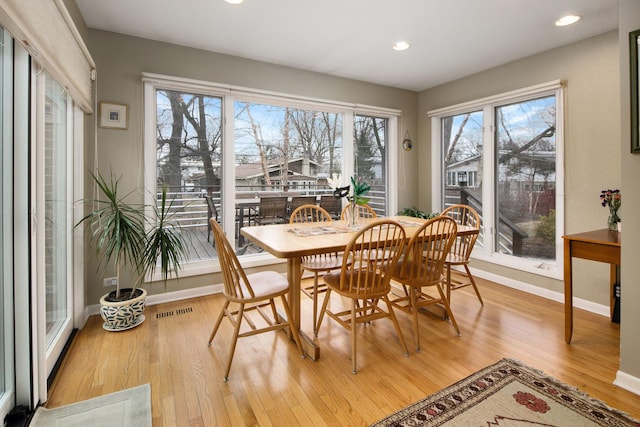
372 359 639 426
30 384 151 427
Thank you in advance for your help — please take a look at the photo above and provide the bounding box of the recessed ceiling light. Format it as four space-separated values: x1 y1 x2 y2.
393 41 410 51
224 0 243 4
555 15 581 26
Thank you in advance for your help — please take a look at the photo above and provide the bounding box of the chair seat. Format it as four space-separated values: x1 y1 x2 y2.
392 260 439 285
231 271 290 302
323 270 390 298
444 253 467 265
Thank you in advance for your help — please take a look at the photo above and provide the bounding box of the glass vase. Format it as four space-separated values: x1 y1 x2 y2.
607 208 620 231
344 201 357 229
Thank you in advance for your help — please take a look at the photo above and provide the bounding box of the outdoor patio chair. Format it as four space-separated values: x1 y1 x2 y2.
205 195 220 245
319 195 342 219
255 196 288 225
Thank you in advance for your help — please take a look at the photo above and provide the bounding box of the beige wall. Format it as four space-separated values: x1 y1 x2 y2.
619 0 640 384
418 30 620 304
84 29 419 304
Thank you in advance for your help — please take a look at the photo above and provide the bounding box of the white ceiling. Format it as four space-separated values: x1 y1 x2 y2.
75 0 618 92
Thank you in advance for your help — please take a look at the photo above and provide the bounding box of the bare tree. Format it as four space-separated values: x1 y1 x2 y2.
239 103 272 188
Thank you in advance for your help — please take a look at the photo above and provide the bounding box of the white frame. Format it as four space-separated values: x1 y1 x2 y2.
99 101 128 129
429 80 565 280
143 73 399 279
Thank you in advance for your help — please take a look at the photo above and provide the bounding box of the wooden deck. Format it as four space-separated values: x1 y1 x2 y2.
181 227 262 261
181 227 216 261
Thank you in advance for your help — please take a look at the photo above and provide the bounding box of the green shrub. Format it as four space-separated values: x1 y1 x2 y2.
536 209 556 243
398 207 439 219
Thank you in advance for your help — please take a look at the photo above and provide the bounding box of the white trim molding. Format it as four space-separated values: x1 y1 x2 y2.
614 371 640 396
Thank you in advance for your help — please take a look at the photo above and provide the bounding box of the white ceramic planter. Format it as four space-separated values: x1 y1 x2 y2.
99 288 147 331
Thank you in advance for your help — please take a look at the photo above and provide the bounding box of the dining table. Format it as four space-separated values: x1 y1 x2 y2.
240 215 479 360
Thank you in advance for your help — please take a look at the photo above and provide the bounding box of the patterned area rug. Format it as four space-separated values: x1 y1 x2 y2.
372 359 639 426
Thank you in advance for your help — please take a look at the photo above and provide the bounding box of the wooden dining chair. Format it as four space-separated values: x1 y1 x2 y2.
389 216 459 352
289 204 343 336
440 204 483 305
340 203 377 222
317 219 408 374
207 218 305 381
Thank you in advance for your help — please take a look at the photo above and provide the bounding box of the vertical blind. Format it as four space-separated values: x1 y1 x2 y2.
0 0 95 112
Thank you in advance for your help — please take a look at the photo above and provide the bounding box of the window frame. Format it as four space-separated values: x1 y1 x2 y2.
143 73 399 279
429 80 565 279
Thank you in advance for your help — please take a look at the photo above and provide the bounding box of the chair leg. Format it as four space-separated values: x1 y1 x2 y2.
279 294 305 359
351 299 357 374
437 284 461 336
208 300 230 344
383 295 409 356
446 264 452 306
317 288 332 334
465 265 484 305
312 272 320 337
410 287 421 352
223 303 245 381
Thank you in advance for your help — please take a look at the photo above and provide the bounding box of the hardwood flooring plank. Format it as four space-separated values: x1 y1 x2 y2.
46 277 640 426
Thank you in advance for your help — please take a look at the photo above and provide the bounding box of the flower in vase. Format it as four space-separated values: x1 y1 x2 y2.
600 189 621 210
600 189 621 230
328 174 370 205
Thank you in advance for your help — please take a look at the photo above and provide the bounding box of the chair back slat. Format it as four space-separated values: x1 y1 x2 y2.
400 216 457 286
340 219 405 298
289 204 332 224
441 204 480 260
210 218 255 300
341 203 377 221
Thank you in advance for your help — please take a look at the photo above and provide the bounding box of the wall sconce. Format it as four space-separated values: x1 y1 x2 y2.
402 130 413 151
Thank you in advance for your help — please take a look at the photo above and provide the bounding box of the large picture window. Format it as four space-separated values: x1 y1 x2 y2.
431 81 564 277
144 74 398 274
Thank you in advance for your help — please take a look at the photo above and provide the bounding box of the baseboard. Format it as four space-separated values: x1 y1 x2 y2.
86 268 610 319
614 370 640 396
468 267 610 317
87 283 224 316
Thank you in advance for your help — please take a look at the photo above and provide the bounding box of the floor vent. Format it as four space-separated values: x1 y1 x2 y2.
156 307 194 319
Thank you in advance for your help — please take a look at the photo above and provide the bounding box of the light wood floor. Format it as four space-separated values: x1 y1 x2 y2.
46 274 640 426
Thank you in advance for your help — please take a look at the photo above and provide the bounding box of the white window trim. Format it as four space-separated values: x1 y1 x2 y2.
143 73 399 280
429 80 565 280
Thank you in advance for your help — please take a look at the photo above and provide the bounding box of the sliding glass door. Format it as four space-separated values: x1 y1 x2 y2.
36 71 74 379
0 26 15 421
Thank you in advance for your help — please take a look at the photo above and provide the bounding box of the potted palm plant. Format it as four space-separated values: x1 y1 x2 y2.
77 172 189 331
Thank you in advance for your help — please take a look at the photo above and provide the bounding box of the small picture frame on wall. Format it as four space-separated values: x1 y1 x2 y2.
631 28 640 153
99 102 128 130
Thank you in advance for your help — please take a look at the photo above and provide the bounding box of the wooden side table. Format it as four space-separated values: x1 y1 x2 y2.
562 229 620 343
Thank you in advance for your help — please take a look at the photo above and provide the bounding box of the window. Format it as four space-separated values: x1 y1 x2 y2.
144 74 398 275
0 25 12 420
354 115 387 216
431 81 564 277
